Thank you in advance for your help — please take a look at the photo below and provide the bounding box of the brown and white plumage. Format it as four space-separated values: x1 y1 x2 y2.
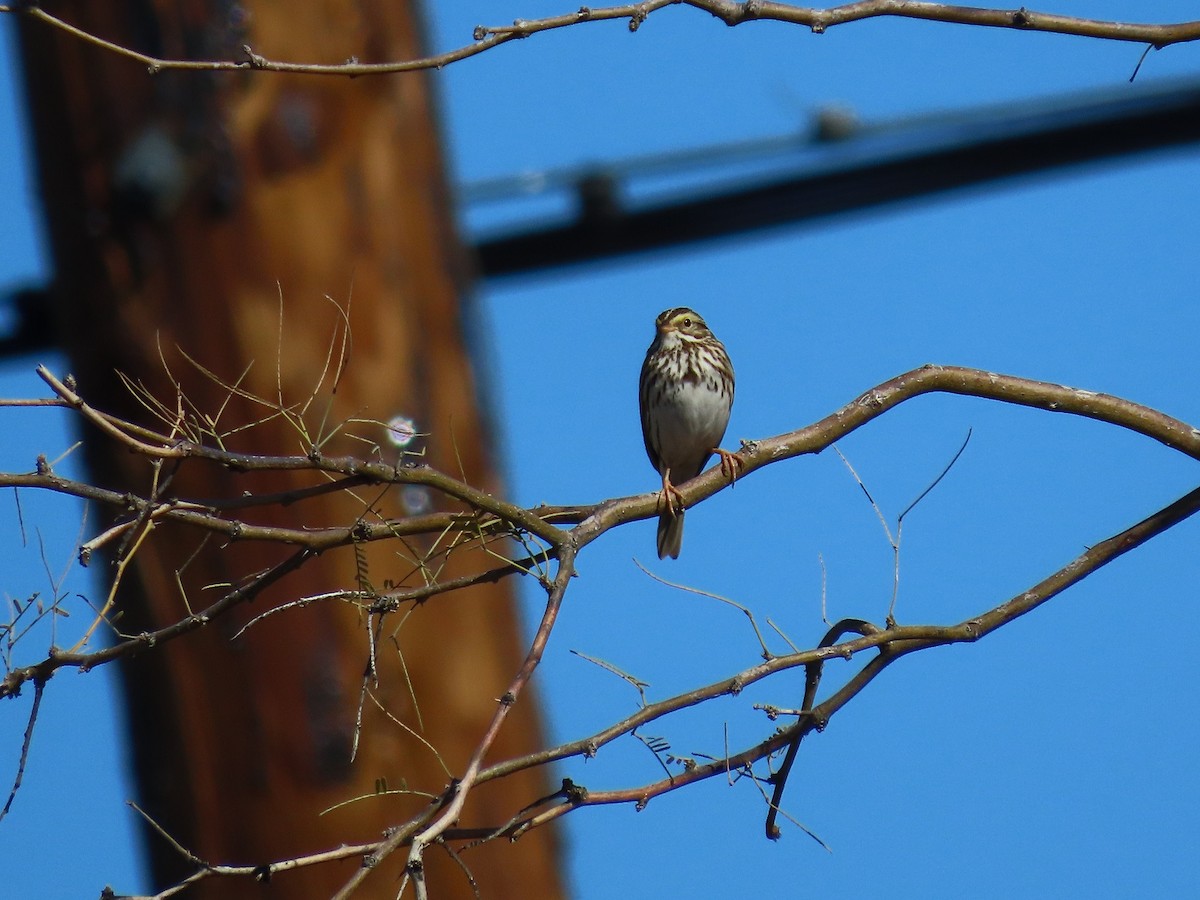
639 307 735 559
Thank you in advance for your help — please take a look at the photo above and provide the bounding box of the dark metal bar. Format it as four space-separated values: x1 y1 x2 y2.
474 78 1200 279
7 79 1200 353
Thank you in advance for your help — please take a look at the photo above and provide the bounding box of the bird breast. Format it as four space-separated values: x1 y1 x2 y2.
652 377 731 476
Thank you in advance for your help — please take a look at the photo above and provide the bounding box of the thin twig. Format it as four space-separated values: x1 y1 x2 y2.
0 678 44 822
634 557 774 659
570 649 650 707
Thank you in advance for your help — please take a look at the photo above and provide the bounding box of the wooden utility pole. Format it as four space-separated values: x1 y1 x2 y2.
17 4 563 897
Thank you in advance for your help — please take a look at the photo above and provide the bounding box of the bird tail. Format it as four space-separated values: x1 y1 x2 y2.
657 510 684 560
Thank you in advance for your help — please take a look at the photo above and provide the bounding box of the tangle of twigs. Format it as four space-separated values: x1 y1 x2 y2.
3 362 1199 898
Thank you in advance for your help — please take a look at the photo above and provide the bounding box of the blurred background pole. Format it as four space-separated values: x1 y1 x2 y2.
15 3 562 897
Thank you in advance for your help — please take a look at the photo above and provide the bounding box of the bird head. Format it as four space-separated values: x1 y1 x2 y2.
655 307 711 341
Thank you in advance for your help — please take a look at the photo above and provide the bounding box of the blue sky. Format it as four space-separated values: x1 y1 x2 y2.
3 3 1199 897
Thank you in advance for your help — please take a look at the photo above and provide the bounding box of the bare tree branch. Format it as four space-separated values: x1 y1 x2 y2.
4 360 1199 893
476 480 1200 841
3 364 1195 700
2 2 1196 79
572 364 1200 550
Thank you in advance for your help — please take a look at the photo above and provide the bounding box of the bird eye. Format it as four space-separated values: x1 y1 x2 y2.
681 317 692 326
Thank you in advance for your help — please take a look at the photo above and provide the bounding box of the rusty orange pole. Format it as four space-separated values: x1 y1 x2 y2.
16 4 563 897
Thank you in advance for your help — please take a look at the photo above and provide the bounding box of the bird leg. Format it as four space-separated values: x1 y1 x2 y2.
713 447 744 485
660 468 685 518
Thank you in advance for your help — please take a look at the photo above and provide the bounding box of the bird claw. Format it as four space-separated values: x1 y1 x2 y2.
663 483 685 518
714 447 744 485
659 472 686 518
658 451 740 520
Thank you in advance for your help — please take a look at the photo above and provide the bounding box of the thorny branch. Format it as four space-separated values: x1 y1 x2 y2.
4 363 1199 896
1 2 1197 78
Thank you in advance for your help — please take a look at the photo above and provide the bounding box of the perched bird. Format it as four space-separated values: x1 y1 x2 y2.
639 307 737 559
